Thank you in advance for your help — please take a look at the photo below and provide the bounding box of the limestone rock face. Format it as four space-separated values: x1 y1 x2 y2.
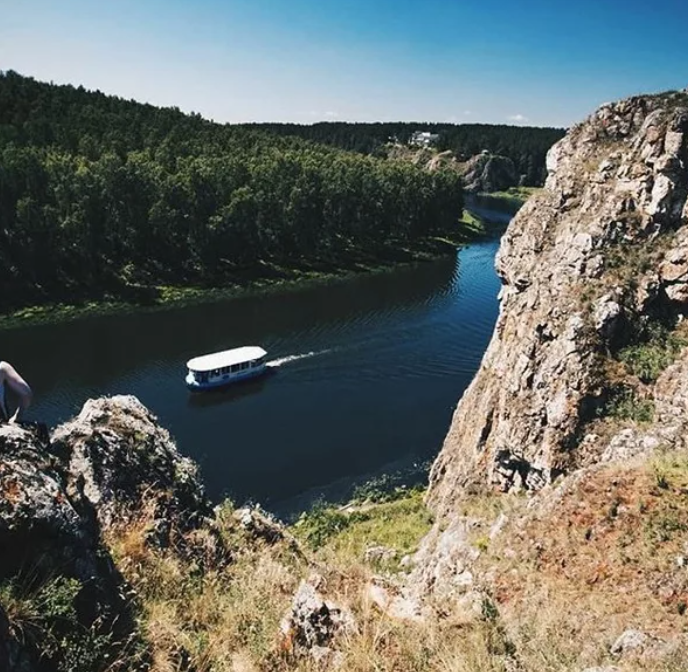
427 91 688 521
459 152 518 193
0 422 100 582
52 395 210 545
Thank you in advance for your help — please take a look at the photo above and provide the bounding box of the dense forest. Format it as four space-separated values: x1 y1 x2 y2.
0 71 466 313
245 121 565 186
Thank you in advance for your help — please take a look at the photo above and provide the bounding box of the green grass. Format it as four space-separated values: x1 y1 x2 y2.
293 490 434 568
601 387 655 423
619 323 687 383
459 209 487 231
479 186 542 205
0 575 132 672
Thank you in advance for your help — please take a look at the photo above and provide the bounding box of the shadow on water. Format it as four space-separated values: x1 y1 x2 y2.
186 372 275 409
465 194 522 227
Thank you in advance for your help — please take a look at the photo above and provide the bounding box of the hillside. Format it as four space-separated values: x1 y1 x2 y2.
243 121 565 187
0 71 466 316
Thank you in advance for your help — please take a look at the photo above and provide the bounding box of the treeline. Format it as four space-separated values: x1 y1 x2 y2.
245 121 565 186
0 71 464 312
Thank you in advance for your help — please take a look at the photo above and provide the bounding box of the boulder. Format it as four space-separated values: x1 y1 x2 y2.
279 576 356 662
52 395 209 534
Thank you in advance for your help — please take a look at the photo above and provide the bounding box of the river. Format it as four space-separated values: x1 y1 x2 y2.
2 218 506 514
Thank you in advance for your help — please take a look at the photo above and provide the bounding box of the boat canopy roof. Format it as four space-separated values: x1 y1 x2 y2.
186 346 267 372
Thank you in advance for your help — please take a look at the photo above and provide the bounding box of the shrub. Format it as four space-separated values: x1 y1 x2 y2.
294 501 369 549
619 322 686 383
602 387 654 423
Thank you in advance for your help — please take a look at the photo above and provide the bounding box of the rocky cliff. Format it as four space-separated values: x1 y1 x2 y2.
458 151 519 193
402 89 688 668
427 89 688 519
384 144 520 192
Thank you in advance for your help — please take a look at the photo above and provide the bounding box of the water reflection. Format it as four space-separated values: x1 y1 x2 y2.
186 373 274 409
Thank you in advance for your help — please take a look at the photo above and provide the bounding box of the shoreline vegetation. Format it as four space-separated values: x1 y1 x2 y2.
476 185 542 206
1 218 493 331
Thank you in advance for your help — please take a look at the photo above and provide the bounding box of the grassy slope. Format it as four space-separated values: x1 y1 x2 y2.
4 458 688 671
106 467 688 671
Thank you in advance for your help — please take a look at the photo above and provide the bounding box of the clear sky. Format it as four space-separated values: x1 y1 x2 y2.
1 0 687 128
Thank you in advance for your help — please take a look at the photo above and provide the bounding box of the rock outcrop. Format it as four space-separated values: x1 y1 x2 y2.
384 145 521 193
458 151 519 193
51 395 217 559
279 575 356 666
0 395 223 672
426 90 688 521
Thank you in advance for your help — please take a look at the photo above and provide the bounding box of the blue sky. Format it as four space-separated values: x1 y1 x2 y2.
1 0 687 128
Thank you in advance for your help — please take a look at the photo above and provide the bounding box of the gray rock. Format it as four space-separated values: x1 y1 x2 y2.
235 505 285 544
364 545 397 563
0 421 99 582
610 629 649 655
52 395 208 534
280 577 357 657
459 152 519 193
366 578 426 623
399 554 414 568
408 517 481 600
593 295 622 340
412 92 688 602
426 93 688 524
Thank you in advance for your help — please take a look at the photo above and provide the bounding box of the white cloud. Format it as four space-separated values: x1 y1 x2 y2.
464 110 472 116
308 110 340 120
507 113 528 123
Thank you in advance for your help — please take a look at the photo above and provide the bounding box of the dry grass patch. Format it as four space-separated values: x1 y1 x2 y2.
474 455 688 668
104 507 305 672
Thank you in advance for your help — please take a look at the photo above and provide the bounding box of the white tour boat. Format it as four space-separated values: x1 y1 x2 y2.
185 346 268 391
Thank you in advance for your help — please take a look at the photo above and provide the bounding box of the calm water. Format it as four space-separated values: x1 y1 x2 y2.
2 236 503 512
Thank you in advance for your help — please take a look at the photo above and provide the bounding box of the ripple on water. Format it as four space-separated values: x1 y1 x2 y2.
5 238 503 506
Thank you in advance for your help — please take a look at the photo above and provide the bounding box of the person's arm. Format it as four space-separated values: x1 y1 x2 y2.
0 361 32 422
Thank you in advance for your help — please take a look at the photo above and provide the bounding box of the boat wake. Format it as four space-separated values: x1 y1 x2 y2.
266 350 329 368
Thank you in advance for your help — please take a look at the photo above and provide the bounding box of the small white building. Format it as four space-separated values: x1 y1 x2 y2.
409 131 440 147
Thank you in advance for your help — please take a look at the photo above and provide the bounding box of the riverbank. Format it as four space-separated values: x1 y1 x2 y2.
476 186 542 208
1 224 487 331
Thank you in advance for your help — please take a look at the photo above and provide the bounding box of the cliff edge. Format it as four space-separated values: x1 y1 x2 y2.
400 90 688 670
428 90 688 519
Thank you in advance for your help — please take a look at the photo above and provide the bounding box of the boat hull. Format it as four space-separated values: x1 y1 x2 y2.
186 365 268 391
